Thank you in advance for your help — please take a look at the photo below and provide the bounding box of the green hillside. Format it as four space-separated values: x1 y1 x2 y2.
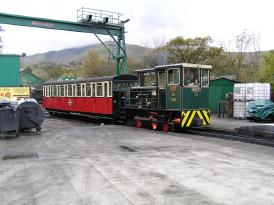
22 43 151 66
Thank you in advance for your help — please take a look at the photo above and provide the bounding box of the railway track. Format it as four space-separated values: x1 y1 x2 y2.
183 128 274 147
46 113 274 147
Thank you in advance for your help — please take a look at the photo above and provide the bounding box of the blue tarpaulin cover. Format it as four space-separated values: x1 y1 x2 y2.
246 100 274 121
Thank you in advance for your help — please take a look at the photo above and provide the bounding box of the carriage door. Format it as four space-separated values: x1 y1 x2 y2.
158 70 166 108
166 68 181 110
113 82 122 117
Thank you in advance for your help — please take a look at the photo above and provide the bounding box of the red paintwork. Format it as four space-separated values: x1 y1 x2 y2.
43 97 113 115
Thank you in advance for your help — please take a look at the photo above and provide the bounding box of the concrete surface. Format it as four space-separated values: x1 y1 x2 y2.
1 118 274 204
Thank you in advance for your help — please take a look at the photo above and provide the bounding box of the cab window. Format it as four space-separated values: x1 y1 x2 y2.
158 70 166 88
168 68 180 85
201 69 209 87
184 68 200 86
139 72 156 86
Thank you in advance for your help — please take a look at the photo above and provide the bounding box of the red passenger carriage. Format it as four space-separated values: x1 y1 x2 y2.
42 75 137 119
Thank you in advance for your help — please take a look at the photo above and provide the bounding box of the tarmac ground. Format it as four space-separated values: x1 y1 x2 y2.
0 117 274 205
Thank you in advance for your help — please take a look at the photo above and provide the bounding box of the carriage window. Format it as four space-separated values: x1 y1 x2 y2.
46 86 49 96
168 68 180 85
108 82 112 97
77 85 81 96
52 86 57 96
201 69 209 87
81 84 86 96
104 82 108 97
184 68 200 86
91 83 95 96
96 83 103 97
86 84 91 96
158 70 166 88
68 85 73 96
60 86 65 96
64 85 67 97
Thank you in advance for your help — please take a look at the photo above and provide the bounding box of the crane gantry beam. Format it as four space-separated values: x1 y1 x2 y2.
0 9 128 75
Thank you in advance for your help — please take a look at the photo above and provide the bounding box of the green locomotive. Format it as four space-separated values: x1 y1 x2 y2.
123 63 211 131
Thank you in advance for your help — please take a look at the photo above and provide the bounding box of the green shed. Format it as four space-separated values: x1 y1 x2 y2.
210 77 239 112
0 54 21 86
20 68 44 88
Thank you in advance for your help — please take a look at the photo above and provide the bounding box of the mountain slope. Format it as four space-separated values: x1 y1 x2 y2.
22 44 151 65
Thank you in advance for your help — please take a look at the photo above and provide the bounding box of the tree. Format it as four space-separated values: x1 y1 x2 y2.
81 51 106 77
164 36 222 64
259 50 274 87
221 30 261 81
47 64 66 80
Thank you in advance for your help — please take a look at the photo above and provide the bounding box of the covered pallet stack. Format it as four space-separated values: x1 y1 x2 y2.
233 83 271 118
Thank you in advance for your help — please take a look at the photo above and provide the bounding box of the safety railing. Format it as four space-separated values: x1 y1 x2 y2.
77 7 123 24
124 90 158 109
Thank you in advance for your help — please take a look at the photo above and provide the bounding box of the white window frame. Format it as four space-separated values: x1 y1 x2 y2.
72 84 77 97
103 81 109 97
85 83 92 97
67 84 73 97
91 83 96 97
167 68 180 85
108 81 112 97
158 70 166 89
96 82 104 97
183 67 201 87
201 69 209 87
80 83 86 97
64 85 68 97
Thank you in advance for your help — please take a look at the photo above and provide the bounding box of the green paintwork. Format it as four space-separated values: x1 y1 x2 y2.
209 78 238 112
166 85 181 110
182 87 209 110
21 71 44 88
158 89 166 108
0 54 21 86
0 12 128 75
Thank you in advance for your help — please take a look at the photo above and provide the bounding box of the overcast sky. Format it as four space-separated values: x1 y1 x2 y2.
0 0 273 55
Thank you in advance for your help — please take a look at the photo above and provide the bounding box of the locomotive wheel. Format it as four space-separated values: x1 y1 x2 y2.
151 122 158 130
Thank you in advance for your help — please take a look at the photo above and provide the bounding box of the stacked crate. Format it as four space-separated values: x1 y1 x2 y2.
233 83 271 118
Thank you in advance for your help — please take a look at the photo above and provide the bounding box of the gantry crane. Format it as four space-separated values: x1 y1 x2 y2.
0 8 128 75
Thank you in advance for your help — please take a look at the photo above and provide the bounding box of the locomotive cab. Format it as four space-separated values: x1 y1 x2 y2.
124 63 211 130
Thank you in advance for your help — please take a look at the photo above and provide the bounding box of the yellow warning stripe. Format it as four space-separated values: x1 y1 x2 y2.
186 111 196 127
197 111 206 125
181 111 190 127
202 110 210 124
